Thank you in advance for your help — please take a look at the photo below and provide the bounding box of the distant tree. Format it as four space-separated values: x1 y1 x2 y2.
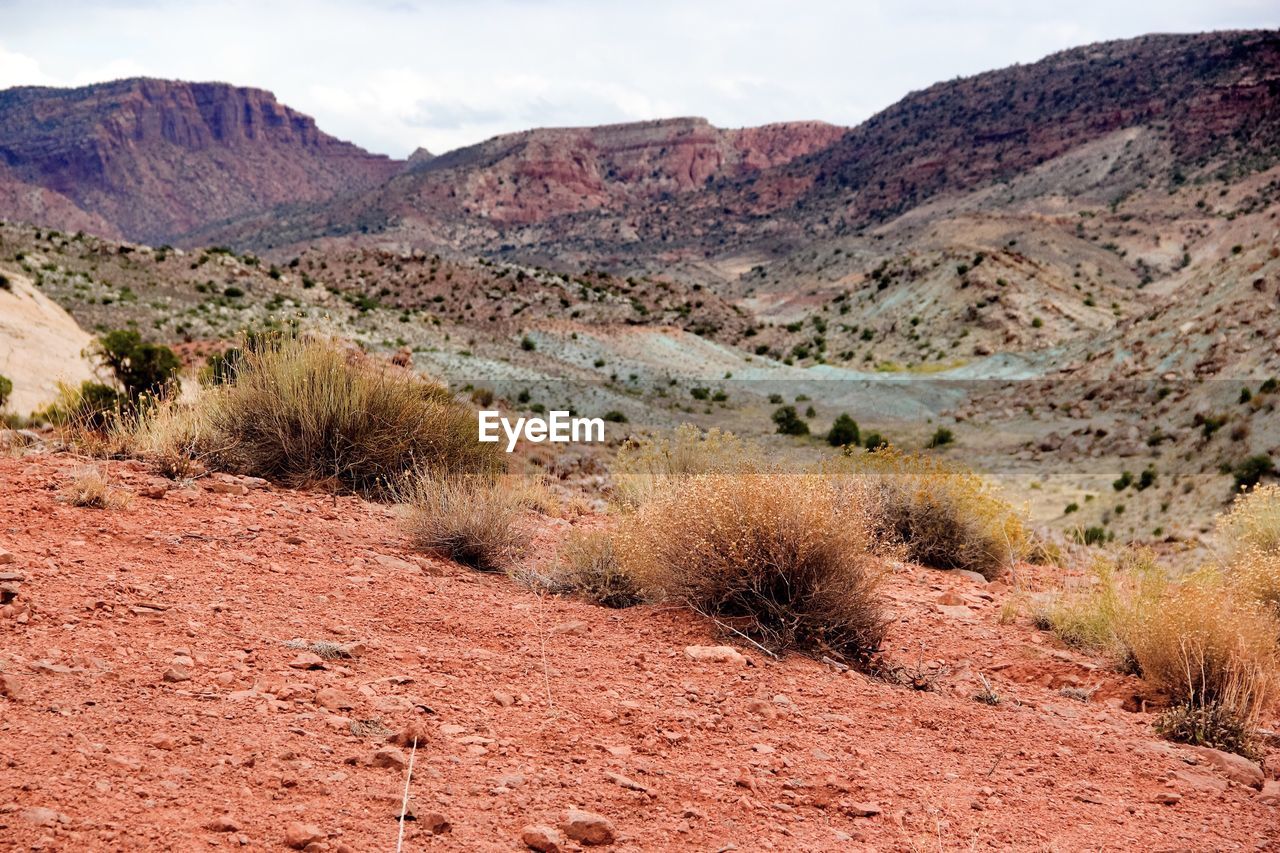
827 413 860 447
92 329 180 398
926 427 955 448
1233 455 1275 491
772 405 809 436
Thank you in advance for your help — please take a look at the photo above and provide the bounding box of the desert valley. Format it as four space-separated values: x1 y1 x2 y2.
1 23 1280 851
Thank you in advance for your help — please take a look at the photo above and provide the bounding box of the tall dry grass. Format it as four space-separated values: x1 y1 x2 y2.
831 447 1027 580
110 336 501 496
399 473 526 572
1217 483 1280 560
611 424 757 508
614 471 888 662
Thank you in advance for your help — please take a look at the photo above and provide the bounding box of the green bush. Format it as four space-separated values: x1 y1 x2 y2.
926 427 955 448
0 374 11 410
92 329 181 398
827 413 860 447
772 405 809 436
1233 455 1276 491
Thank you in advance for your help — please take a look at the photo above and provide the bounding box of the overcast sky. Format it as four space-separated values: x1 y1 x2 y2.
0 1 1275 157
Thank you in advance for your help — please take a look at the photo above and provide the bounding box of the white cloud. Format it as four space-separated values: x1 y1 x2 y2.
0 1 1276 157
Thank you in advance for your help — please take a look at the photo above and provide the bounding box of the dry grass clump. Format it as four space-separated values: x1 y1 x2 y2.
611 424 757 508
1231 549 1280 611
839 447 1026 580
1217 483 1280 560
1129 577 1279 756
400 473 526 572
111 337 500 495
201 338 498 494
614 471 888 663
1036 546 1280 755
1035 548 1168 665
60 465 132 509
548 529 642 608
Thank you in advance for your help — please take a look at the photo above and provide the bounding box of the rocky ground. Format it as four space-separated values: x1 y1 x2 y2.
1 450 1277 851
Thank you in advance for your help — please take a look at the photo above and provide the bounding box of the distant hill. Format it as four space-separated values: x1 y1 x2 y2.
0 78 402 244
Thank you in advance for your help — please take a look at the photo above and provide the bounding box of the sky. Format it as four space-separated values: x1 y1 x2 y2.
0 1 1276 158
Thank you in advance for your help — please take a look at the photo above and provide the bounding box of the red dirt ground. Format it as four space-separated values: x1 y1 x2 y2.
1 451 1277 851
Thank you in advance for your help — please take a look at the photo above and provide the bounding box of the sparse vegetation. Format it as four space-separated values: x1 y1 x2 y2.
0 374 11 410
400 473 526 572
614 470 887 662
771 405 809 436
59 465 132 509
548 529 641 608
827 413 860 447
844 448 1026 579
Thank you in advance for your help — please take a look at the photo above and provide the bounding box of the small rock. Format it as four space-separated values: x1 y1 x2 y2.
552 620 588 635
0 672 24 700
314 687 354 711
684 645 745 665
21 807 67 827
745 698 778 719
1153 792 1182 806
0 549 14 565
936 589 965 606
521 824 563 852
561 809 617 845
288 653 326 670
846 802 881 818
1258 780 1280 806
207 815 240 832
284 822 326 850
954 569 989 584
604 770 648 792
371 746 409 770
420 811 451 835
493 690 516 707
138 481 169 500
1187 745 1264 789
162 666 191 683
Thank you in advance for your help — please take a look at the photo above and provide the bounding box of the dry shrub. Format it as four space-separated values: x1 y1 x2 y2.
614 471 888 662
115 396 208 479
550 529 641 608
839 447 1026 579
400 474 526 572
60 465 132 509
123 337 500 496
1217 483 1280 560
1128 577 1280 755
1035 548 1168 665
1231 549 1280 611
611 424 757 508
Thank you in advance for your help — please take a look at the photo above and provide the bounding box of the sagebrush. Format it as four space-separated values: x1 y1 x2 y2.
614 471 888 662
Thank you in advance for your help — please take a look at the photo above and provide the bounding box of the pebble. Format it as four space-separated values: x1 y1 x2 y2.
284 822 326 850
314 687 354 711
0 672 24 700
207 815 240 832
604 770 648 792
21 807 67 827
522 824 564 852
288 652 326 670
371 746 408 769
162 666 191 683
561 809 617 845
1153 792 1182 806
684 645 745 665
0 549 14 565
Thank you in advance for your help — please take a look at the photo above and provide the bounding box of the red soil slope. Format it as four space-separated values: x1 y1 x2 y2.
1 452 1276 851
